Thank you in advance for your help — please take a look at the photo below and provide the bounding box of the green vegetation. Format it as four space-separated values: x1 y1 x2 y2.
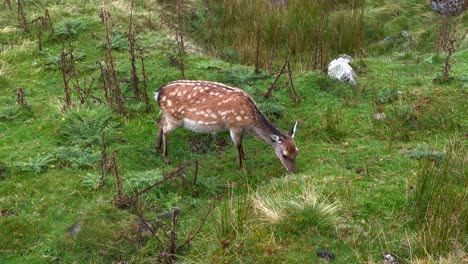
0 0 466 263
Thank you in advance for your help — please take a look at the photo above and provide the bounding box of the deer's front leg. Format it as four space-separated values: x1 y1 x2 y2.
230 128 245 168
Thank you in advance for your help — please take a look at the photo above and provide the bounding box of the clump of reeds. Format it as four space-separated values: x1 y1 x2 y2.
409 139 466 257
194 0 365 71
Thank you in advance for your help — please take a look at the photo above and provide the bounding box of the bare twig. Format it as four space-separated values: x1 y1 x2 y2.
45 8 54 36
128 0 141 101
5 0 12 10
263 60 299 103
286 61 300 104
15 88 30 110
58 48 76 110
98 130 108 189
203 0 216 51
100 7 126 115
175 0 186 79
133 161 197 198
313 11 326 71
17 0 29 34
167 207 180 259
264 60 288 98
177 196 218 251
138 48 152 112
255 24 261 74
440 18 467 82
36 26 42 51
97 61 112 105
436 12 449 53
73 77 97 104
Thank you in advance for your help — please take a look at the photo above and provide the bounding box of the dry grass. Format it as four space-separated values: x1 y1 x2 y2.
253 182 341 229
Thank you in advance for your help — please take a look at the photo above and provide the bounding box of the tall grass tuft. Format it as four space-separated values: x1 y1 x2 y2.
194 0 365 71
320 105 346 142
375 93 458 141
216 185 252 245
409 139 466 257
254 183 341 235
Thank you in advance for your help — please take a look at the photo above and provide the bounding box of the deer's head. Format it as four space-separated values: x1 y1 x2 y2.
270 122 298 174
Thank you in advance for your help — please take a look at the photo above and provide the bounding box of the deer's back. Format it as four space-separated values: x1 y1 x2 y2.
156 81 257 132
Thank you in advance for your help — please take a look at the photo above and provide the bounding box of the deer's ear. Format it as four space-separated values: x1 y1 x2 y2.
288 121 298 138
270 134 282 144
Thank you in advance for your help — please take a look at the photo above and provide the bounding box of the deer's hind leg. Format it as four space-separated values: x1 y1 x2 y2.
159 115 183 164
156 116 165 152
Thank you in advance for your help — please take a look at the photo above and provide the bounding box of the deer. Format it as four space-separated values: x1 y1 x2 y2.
155 80 298 174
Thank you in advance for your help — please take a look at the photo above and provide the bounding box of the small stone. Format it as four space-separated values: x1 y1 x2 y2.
317 249 335 261
383 253 400 264
373 112 386 120
68 221 82 237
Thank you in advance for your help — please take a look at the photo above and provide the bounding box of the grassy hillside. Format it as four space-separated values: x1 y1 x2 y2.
0 0 466 263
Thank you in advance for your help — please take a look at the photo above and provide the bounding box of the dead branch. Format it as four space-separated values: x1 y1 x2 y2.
263 60 288 98
133 160 198 198
17 0 29 34
58 48 76 110
175 0 186 79
255 24 261 74
128 0 141 100
15 87 30 110
138 48 152 112
176 196 218 251
5 0 12 10
98 130 108 189
286 61 300 104
100 7 126 115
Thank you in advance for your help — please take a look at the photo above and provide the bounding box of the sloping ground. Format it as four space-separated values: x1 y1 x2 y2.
0 1 466 263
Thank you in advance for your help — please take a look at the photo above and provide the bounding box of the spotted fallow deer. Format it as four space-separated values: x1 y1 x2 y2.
155 80 298 173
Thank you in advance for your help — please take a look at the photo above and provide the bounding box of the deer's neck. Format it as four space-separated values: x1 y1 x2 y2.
252 111 283 143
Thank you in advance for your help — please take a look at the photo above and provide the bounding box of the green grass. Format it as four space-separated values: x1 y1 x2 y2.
1 0 467 263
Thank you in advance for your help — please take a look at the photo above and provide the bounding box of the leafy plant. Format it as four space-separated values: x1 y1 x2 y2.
40 49 86 70
376 89 401 105
55 146 100 169
54 18 86 40
408 145 444 163
81 172 101 189
59 105 120 147
222 68 268 87
14 153 56 173
0 105 33 121
102 32 129 51
125 169 164 191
